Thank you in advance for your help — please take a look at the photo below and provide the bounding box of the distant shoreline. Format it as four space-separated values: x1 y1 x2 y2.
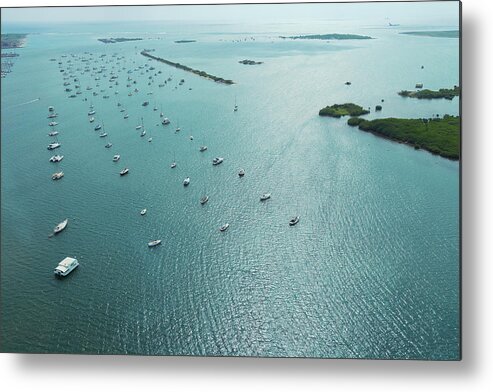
399 30 459 38
98 37 143 44
280 33 373 40
1 33 28 49
141 50 234 85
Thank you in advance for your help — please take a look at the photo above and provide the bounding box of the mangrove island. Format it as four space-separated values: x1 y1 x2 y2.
1 34 28 49
141 50 234 85
319 103 370 118
400 30 459 38
347 115 459 160
238 59 263 65
98 38 143 44
398 85 460 100
281 33 373 40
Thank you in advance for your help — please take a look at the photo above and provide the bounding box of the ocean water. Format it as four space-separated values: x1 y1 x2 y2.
1 19 459 359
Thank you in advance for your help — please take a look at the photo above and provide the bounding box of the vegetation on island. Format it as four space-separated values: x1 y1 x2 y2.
347 115 460 160
281 33 373 40
400 30 459 38
98 38 143 44
398 86 460 100
174 40 197 43
1 34 28 49
319 103 370 118
238 59 263 65
141 50 234 85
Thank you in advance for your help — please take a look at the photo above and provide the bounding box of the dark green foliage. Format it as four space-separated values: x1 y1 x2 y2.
141 51 234 85
356 116 460 160
347 117 366 127
1 34 27 49
398 86 460 100
98 38 143 44
319 103 370 118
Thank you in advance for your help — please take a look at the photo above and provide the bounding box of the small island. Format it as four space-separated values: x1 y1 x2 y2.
400 30 459 38
398 86 460 100
1 33 28 49
238 59 263 65
141 50 234 85
174 40 197 43
319 103 370 118
347 115 459 160
98 37 143 44
280 33 373 40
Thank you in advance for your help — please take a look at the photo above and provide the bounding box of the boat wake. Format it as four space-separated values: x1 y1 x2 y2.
8 97 40 109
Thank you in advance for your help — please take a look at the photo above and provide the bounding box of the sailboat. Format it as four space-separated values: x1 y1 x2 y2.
170 152 177 168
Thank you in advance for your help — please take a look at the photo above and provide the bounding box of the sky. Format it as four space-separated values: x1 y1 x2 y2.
1 1 460 27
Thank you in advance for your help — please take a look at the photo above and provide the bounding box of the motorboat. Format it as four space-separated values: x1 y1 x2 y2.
94 124 102 131
52 171 64 180
212 157 224 165
99 132 108 137
199 146 207 152
49 122 58 127
54 257 79 277
148 239 161 247
49 155 64 162
54 218 68 234
200 195 209 205
47 142 61 150
140 129 146 137
89 117 95 123
148 137 153 142
124 114 129 119
120 168 129 176
47 113 58 119
260 193 271 201
48 131 59 136
88 110 96 115
183 177 190 186
113 154 120 162
219 223 230 232
136 125 142 130
238 169 245 177
141 209 147 216
142 101 149 106
289 216 300 226
105 142 112 148
162 118 170 125
170 162 176 168
48 106 55 112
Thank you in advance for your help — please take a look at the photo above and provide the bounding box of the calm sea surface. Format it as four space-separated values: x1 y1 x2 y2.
1 20 459 358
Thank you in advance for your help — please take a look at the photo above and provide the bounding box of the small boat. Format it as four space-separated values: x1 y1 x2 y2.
124 114 129 119
148 239 161 247
170 162 177 168
99 132 108 137
54 257 79 277
48 131 59 137
141 209 147 216
113 154 120 162
94 124 102 131
219 223 230 232
89 117 95 123
120 168 129 176
54 218 68 234
260 193 271 201
190 136 194 140
48 106 55 112
289 216 300 226
47 142 61 150
234 96 238 112
105 142 112 148
47 113 58 119
238 169 245 177
199 146 207 152
52 171 64 180
49 122 58 127
142 101 149 106
148 137 153 142
140 129 146 137
136 125 142 130
212 157 224 165
162 118 170 125
200 195 209 205
49 155 64 162
88 110 96 115
183 177 190 186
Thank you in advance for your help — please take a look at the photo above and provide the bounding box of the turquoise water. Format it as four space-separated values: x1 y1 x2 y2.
1 20 459 358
